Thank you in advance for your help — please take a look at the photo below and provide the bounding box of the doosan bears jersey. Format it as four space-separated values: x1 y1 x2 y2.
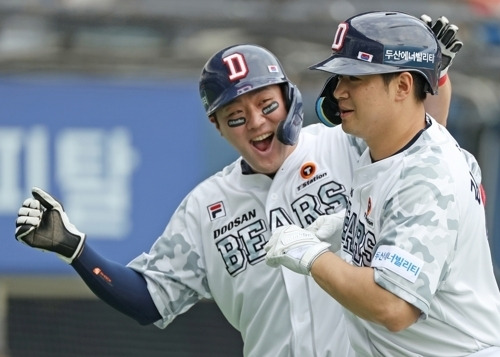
341 116 500 356
127 123 364 357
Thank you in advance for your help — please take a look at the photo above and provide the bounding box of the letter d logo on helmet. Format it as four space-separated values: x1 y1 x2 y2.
199 44 303 146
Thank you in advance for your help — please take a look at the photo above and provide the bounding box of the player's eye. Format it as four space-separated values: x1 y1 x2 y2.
254 95 271 106
224 108 243 119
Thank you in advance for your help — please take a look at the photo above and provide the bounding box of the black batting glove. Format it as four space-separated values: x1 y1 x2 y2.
421 14 464 77
15 187 86 264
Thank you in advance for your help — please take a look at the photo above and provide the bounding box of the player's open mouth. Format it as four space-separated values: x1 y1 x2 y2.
252 132 274 151
339 108 353 119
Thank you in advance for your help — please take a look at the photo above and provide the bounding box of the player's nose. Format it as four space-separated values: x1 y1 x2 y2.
333 77 348 100
246 109 266 129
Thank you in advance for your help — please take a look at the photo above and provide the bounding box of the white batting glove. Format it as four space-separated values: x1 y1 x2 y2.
421 14 463 77
305 211 344 254
15 187 86 264
265 225 331 275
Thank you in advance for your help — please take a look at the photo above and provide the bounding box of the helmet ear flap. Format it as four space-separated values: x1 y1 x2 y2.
315 75 341 127
276 83 304 145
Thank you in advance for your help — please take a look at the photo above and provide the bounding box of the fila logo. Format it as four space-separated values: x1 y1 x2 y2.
223 53 249 81
208 201 226 221
332 22 348 50
300 162 317 179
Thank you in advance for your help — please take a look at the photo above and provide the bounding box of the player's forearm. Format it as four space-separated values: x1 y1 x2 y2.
72 244 162 325
424 76 451 126
310 251 419 332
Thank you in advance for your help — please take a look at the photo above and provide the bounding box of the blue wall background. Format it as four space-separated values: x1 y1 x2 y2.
0 76 238 274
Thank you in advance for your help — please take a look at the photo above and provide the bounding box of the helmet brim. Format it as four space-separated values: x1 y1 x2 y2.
309 56 406 76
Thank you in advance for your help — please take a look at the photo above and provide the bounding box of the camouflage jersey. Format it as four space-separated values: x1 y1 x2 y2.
341 116 500 356
126 123 363 357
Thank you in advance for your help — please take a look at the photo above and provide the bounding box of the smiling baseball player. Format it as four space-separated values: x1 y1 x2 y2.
265 11 500 357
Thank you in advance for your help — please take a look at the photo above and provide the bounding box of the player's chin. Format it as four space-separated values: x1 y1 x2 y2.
340 121 352 134
339 116 355 133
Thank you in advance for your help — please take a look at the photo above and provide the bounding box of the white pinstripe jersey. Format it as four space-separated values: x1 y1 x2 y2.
341 117 500 356
127 123 364 357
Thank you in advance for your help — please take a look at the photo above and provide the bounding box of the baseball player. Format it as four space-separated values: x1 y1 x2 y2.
14 15 462 357
265 11 500 356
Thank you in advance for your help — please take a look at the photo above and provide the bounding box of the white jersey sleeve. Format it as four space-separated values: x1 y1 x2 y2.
127 190 213 327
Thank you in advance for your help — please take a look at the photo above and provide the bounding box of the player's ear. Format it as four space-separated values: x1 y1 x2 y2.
395 72 412 101
209 115 221 131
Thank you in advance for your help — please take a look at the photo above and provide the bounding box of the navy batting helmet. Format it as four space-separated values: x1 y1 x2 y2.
310 11 442 126
199 44 303 145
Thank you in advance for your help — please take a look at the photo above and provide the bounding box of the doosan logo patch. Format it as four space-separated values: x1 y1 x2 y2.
208 201 226 221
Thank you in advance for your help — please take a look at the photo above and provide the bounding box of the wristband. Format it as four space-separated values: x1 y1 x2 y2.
438 73 448 87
